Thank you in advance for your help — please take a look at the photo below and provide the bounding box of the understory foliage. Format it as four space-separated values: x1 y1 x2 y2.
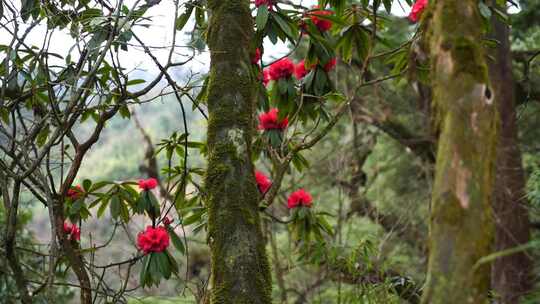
0 0 539 303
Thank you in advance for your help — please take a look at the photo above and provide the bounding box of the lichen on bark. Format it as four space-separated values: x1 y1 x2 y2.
421 0 499 303
204 0 272 303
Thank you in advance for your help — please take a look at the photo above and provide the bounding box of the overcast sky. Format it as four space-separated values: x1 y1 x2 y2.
0 0 520 82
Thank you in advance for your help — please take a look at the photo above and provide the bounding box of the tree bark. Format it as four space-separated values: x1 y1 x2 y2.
488 6 533 303
421 1 499 303
205 0 272 303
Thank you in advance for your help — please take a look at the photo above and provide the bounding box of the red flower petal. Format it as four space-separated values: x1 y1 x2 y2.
258 108 288 131
408 0 428 23
268 58 295 81
137 226 170 254
255 171 272 194
310 6 333 32
287 189 313 209
138 178 158 191
252 48 262 64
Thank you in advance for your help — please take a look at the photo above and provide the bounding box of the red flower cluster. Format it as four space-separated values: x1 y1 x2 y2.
137 226 170 254
255 0 274 8
258 108 289 131
63 221 81 241
67 185 83 200
138 178 158 191
255 171 272 194
408 0 427 23
252 48 261 64
294 58 337 80
268 58 295 81
294 60 310 79
262 69 270 86
324 58 337 72
287 189 313 209
310 6 333 32
163 216 173 226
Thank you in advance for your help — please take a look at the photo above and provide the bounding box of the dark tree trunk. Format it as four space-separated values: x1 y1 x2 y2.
205 0 272 303
488 6 533 303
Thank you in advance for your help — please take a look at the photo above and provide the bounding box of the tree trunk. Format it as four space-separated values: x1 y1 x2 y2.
205 0 272 303
488 6 533 303
421 1 499 303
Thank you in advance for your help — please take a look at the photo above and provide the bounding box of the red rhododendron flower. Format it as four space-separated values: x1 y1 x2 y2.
138 178 158 191
408 0 428 23
268 58 295 81
255 171 272 194
324 58 337 72
310 6 333 32
287 189 313 209
163 216 173 226
294 60 310 79
67 185 83 200
252 48 261 64
63 221 81 241
262 69 270 86
255 0 274 8
137 226 170 254
258 108 288 131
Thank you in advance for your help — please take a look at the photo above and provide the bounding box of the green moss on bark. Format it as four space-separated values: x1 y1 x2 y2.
205 1 272 303
421 0 499 303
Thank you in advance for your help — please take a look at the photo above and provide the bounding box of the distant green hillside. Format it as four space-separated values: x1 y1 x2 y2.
77 95 206 182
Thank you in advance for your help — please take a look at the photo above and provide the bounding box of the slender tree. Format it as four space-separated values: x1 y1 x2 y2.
421 1 499 303
488 5 533 302
204 0 272 303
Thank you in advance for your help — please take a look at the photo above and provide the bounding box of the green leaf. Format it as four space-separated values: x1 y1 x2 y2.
120 202 130 222
21 0 37 21
323 92 345 103
182 210 204 226
36 125 50 147
195 76 209 106
156 251 171 279
0 107 9 124
126 79 146 86
82 179 92 191
278 78 288 95
317 215 334 235
361 0 369 8
353 26 370 63
272 12 295 42
110 195 121 219
89 181 110 192
70 199 84 217
167 227 185 254
478 1 492 19
139 254 150 287
145 191 161 216
195 6 205 26
176 4 194 31
135 194 147 214
97 197 110 218
119 105 131 119
313 68 328 96
166 250 179 276
149 252 162 282
383 0 392 13
492 6 509 24
256 5 269 30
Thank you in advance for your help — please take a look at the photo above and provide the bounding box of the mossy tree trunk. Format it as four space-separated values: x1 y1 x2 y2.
488 5 533 303
421 1 499 303
205 0 272 303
